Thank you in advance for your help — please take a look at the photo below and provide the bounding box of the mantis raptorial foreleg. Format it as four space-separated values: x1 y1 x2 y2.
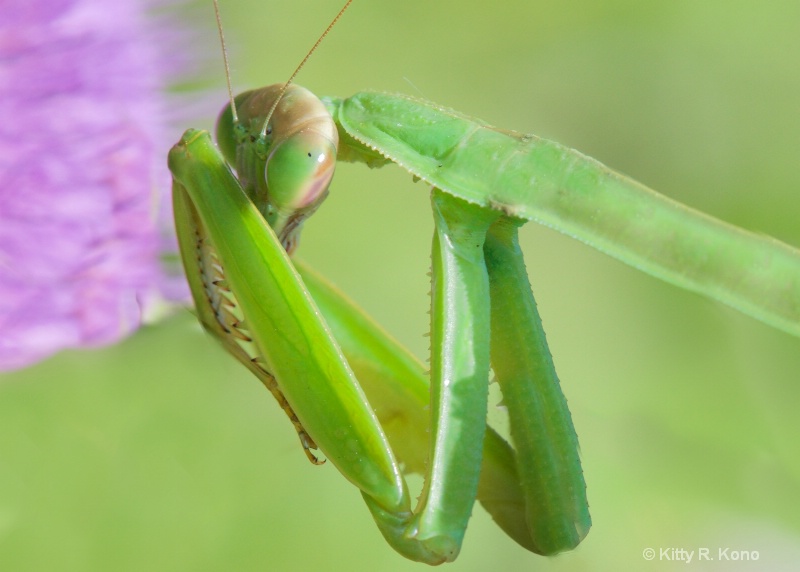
170 131 407 515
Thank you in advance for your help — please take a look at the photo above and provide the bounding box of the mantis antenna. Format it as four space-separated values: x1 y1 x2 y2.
259 0 353 138
213 0 238 124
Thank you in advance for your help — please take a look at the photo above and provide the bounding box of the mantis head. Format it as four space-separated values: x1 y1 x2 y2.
216 84 338 253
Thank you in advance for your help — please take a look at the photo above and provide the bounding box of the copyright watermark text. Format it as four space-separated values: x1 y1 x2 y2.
642 547 760 563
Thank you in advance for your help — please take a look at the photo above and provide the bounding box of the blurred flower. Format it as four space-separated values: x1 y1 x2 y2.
0 0 184 370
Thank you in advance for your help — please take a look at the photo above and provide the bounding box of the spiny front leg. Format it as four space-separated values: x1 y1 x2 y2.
173 181 323 464
170 130 453 563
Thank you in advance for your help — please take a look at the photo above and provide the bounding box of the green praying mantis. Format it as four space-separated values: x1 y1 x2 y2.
167 0 800 565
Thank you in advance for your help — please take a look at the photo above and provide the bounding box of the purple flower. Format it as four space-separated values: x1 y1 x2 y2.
0 0 185 370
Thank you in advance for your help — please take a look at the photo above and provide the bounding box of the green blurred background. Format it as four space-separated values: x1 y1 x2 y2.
2 1 800 570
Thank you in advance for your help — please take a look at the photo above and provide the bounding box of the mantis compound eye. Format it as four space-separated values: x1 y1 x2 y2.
264 129 337 251
266 129 336 212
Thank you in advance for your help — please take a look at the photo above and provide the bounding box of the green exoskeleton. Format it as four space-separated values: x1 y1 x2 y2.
169 81 589 562
168 1 800 566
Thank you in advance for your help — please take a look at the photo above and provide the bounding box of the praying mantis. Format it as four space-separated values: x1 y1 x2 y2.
168 0 800 566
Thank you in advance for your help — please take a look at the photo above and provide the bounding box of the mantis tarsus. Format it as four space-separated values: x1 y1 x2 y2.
168 1 800 565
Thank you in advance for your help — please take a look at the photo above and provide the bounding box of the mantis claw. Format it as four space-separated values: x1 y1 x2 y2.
299 433 325 465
